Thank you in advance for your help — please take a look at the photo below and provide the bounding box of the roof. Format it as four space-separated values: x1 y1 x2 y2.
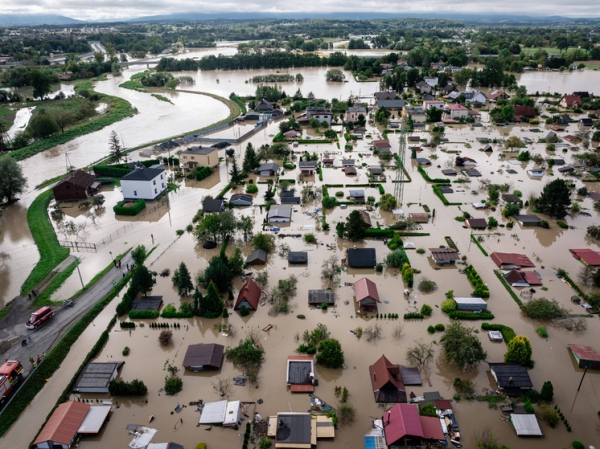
415 158 431 165
569 344 600 365
569 249 600 266
73 362 123 392
121 166 164 182
182 146 218 155
399 367 422 385
199 400 228 424
360 210 372 227
203 198 225 213
490 252 535 268
299 161 317 169
246 248 268 264
308 290 335 305
281 196 301 204
276 413 312 444
230 194 253 205
515 214 541 224
33 401 91 445
562 95 581 107
373 139 391 149
288 251 308 263
369 166 383 174
419 416 444 440
446 103 469 111
580 118 594 125
255 98 273 110
235 279 261 310
287 356 314 385
78 405 111 434
256 162 279 173
511 414 543 436
514 105 535 117
354 277 380 303
375 91 396 100
369 355 406 403
383 404 424 445
349 189 365 197
347 248 376 268
378 99 406 109
342 159 355 166
347 105 367 113
429 248 459 261
488 363 533 389
467 218 488 228
433 399 452 411
182 343 224 369
57 170 96 189
502 194 522 202
344 166 357 175
454 297 487 306
268 204 293 218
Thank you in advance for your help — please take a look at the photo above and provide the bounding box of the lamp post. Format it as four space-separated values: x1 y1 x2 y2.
109 251 114 262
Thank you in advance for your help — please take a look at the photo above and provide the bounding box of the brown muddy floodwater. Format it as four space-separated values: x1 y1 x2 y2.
2 63 600 448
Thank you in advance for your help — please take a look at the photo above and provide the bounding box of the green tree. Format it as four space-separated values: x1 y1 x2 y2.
252 232 276 253
52 110 73 133
194 213 221 243
537 179 571 219
504 335 533 366
201 256 233 291
540 381 554 402
237 215 254 242
316 338 344 369
131 265 156 296
172 262 194 297
229 158 243 184
131 245 147 265
379 193 397 211
199 281 224 318
0 157 27 203
419 403 438 417
426 107 442 123
108 130 124 162
440 321 487 369
29 69 53 99
345 210 367 241
242 143 259 172
384 249 406 267
28 114 59 138
228 247 245 276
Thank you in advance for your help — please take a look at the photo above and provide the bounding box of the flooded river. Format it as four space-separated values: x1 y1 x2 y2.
1 57 600 448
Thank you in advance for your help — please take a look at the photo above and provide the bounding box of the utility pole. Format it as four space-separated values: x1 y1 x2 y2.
75 257 84 289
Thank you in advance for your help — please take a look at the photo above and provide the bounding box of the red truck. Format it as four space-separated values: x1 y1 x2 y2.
0 360 23 405
25 306 54 330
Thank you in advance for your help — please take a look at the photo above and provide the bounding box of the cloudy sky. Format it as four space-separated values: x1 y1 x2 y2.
2 1 600 21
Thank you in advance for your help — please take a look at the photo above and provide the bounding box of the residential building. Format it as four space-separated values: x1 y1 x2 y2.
268 204 293 223
53 170 100 202
349 189 365 202
422 100 445 111
234 279 261 310
579 118 594 127
254 162 279 176
372 139 391 153
569 249 600 267
182 343 224 371
354 277 380 312
408 213 429 223
504 270 543 287
268 412 334 448
342 159 355 167
280 191 301 204
374 91 397 101
72 362 123 393
488 90 509 102
382 403 444 447
443 103 469 120
306 106 332 125
120 165 166 201
33 401 92 449
488 363 533 397
466 218 487 229
423 76 438 87
308 290 335 306
514 105 536 121
377 99 405 110
415 158 431 166
230 194 253 206
402 106 426 123
347 248 376 268
286 356 315 393
429 248 458 265
254 98 274 112
298 161 318 175
415 81 432 94
490 252 535 268
369 355 407 403
180 146 219 170
284 130 300 139
203 198 225 214
461 90 487 105
560 95 582 109
514 215 542 227
245 249 268 265
345 105 367 122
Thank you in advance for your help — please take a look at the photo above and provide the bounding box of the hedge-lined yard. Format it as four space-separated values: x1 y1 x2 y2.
114 200 146 216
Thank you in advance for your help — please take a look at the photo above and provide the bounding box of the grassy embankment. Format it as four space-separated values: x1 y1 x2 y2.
0 105 16 129
5 81 136 162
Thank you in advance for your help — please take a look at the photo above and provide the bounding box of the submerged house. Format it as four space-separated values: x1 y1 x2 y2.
490 252 535 269
429 248 459 265
569 249 600 267
72 362 123 393
347 248 376 268
514 215 542 227
53 170 100 202
354 277 380 313
488 363 533 397
382 404 445 447
504 270 542 287
288 251 308 264
182 343 224 371
268 204 293 223
245 248 268 265
268 412 335 448
369 355 407 403
308 290 335 306
286 356 315 393
568 344 600 370
234 279 261 311
120 165 166 201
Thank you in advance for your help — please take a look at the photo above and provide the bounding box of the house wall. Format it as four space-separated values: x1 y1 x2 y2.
181 152 218 167
450 110 469 119
53 182 88 202
36 441 69 449
235 299 256 310
307 113 332 125
121 173 166 201
269 217 290 223
345 111 365 122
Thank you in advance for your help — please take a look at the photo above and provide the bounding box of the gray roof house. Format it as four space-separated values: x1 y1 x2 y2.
203 198 226 214
230 193 253 206
347 248 377 268
349 189 365 201
308 290 335 305
182 343 224 371
377 99 406 110
288 252 308 264
254 162 279 176
299 161 318 175
246 248 268 265
415 158 431 165
281 191 301 204
268 204 293 222
254 98 274 112
73 362 123 393
342 159 355 167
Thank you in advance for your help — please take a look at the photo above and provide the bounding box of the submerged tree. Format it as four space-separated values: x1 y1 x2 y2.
0 156 27 204
440 321 487 369
172 262 194 297
536 179 571 219
108 130 124 162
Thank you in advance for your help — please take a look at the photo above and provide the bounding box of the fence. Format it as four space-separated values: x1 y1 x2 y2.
194 122 267 144
59 241 98 252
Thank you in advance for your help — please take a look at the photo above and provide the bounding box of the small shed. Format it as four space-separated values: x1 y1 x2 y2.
349 189 365 202
488 363 533 397
466 169 482 177
510 414 543 437
182 343 224 371
287 356 315 393
53 170 99 202
568 344 600 369
354 277 380 312
223 401 242 427
454 297 487 311
73 362 123 393
399 367 423 386
308 290 335 306
78 405 112 434
203 198 225 214
33 401 91 449
502 194 522 203
408 213 429 223
199 400 228 425
288 251 308 264
466 218 487 229
344 166 357 175
429 248 459 265
415 158 431 166
514 215 541 227
246 248 268 265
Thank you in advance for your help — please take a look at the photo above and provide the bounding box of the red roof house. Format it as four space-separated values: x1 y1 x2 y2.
569 344 600 370
383 404 423 447
569 249 600 267
514 105 536 122
560 95 582 108
373 140 392 151
504 270 542 286
419 416 445 440
490 252 535 268
369 355 407 403
33 401 91 448
234 279 261 311
354 278 380 312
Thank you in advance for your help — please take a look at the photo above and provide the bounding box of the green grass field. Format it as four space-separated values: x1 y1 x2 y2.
0 106 15 130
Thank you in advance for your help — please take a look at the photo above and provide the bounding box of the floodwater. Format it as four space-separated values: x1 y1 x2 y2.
2 63 600 448
7 106 34 139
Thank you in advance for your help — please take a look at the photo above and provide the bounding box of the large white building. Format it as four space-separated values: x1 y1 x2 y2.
121 165 167 201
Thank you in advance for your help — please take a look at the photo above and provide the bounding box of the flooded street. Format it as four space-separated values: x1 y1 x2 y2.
2 59 600 448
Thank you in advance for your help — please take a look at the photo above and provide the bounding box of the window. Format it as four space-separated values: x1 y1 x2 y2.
160 174 163 179
191 156 195 160
153 180 156 185
162 183 165 188
154 188 157 194
134 191 137 196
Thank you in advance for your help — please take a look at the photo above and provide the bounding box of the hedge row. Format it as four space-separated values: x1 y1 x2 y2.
465 265 490 298
493 270 523 308
449 310 495 320
418 166 452 183
128 310 159 319
377 184 385 194
116 272 143 316
365 228 394 238
404 312 424 320
114 199 146 216
196 166 213 181
471 234 488 256
481 322 516 342
217 182 233 198
433 185 462 206
92 165 132 178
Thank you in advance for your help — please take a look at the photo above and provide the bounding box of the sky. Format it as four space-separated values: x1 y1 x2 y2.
1 1 600 21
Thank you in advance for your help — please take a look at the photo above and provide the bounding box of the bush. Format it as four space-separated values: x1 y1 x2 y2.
164 376 183 395
196 443 207 449
109 379 148 396
239 306 250 317
404 312 424 320
572 441 584 449
418 279 437 294
465 265 490 298
540 381 554 402
427 325 436 334
441 300 457 314
122 346 130 356
316 339 344 369
304 233 315 243
522 298 568 319
195 166 213 181
322 196 338 208
114 199 146 216
246 184 258 193
524 399 534 414
416 248 425 254
538 404 560 428
448 310 495 320
504 335 533 366
536 326 548 338
557 221 568 229
92 165 131 178
420 304 433 316
365 228 394 238
128 310 159 319
435 324 445 332
335 191 344 197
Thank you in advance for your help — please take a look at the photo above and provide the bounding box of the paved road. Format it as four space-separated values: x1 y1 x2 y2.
0 252 133 377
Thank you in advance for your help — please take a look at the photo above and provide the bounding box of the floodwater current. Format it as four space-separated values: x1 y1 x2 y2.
1 52 600 449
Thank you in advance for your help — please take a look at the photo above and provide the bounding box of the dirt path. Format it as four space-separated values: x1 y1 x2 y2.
0 252 133 376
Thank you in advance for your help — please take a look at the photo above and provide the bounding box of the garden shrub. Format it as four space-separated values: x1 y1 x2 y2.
114 199 146 216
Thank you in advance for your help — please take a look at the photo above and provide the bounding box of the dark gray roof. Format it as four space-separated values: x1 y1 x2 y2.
552 158 565 165
288 251 308 263
439 186 453 194
347 248 376 268
466 169 482 177
203 198 225 213
121 166 164 181
299 161 317 169
281 191 296 197
230 194 253 205
246 248 268 263
441 169 457 176
347 105 367 113
342 159 355 166
281 196 301 204
349 189 365 197
558 165 574 173
515 214 541 223
73 362 123 392
377 99 406 109
416 158 431 165
488 363 533 389
308 290 335 304
182 343 224 369
255 162 279 173
287 360 313 385
502 194 522 203
423 391 442 401
130 296 163 311
399 367 423 385
276 414 312 444
182 146 218 155
255 98 273 111
369 167 383 174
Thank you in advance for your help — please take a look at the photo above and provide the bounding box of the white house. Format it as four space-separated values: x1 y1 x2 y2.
268 204 293 223
424 76 438 87
306 106 333 125
444 104 469 120
423 100 446 111
121 165 167 201
461 90 487 105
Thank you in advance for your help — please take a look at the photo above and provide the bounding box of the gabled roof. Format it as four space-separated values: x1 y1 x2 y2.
488 362 533 389
58 170 96 189
288 251 308 263
308 290 335 305
369 355 406 403
245 248 268 264
344 166 357 175
203 198 225 213
234 279 261 310
429 248 459 261
121 166 164 181
182 146 218 155
569 249 600 266
511 414 543 436
342 159 355 166
373 139 391 149
378 99 406 109
33 401 91 445
347 248 376 268
445 103 469 111
255 162 279 173
255 98 273 110
230 194 253 205
182 343 224 369
490 252 535 268
383 404 424 446
568 344 600 366
347 105 367 113
299 161 318 168
374 91 396 100
466 218 488 228
354 277 380 303
419 416 444 440
515 214 541 224
561 94 581 107
514 105 535 117
268 204 293 218
502 193 522 203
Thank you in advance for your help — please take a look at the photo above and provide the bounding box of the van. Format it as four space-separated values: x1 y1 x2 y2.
25 306 54 330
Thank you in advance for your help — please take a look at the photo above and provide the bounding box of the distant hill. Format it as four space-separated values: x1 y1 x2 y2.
0 14 83 27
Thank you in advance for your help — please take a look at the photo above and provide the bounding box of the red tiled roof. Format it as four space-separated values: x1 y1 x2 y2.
505 270 525 284
433 399 452 411
520 271 542 286
234 279 261 310
569 249 600 266
419 416 444 440
569 344 600 362
514 106 535 117
369 355 405 393
562 95 581 107
373 140 391 149
290 384 314 392
383 404 424 446
446 104 468 110
33 401 91 446
354 277 380 303
490 252 535 268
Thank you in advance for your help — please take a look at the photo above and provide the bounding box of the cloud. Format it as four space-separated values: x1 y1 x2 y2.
2 0 600 21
